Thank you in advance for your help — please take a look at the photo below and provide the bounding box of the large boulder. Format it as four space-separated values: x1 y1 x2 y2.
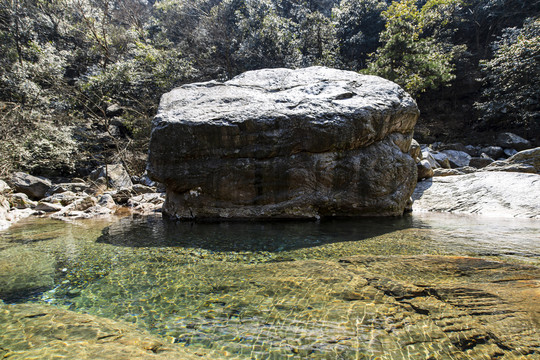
148 67 419 219
9 172 51 200
413 172 540 218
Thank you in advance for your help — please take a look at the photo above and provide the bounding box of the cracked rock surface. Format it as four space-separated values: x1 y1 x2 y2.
147 67 419 219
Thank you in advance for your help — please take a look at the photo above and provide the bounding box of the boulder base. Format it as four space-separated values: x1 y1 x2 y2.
148 67 419 219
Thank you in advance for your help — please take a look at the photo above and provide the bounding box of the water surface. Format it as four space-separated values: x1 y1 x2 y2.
1 213 539 359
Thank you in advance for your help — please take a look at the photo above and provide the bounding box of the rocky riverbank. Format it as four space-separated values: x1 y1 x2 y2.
0 164 164 230
410 132 540 218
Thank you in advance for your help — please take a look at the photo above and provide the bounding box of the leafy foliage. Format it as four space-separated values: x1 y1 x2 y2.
0 0 539 176
475 18 540 133
365 0 462 97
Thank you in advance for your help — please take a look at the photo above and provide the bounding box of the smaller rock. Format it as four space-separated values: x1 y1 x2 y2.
35 202 64 212
106 104 123 117
455 166 476 174
409 140 422 162
440 150 471 168
422 151 440 169
9 172 51 200
437 143 469 153
503 148 518 157
9 193 37 209
433 168 464 177
483 162 536 174
417 160 433 180
132 184 156 195
111 188 134 204
464 145 481 157
0 180 11 194
127 193 165 214
481 146 504 160
431 152 451 169
97 194 116 209
41 191 78 206
506 147 540 173
46 183 89 196
496 132 531 151
469 157 493 169
89 164 133 189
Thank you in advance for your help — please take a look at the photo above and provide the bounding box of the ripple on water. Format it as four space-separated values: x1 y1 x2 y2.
0 213 539 359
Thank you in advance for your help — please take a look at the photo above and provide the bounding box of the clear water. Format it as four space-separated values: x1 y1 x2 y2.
1 213 539 359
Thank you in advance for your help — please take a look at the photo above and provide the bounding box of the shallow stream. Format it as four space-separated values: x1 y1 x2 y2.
1 213 539 359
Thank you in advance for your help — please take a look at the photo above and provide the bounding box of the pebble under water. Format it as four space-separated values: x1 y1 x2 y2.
0 213 539 359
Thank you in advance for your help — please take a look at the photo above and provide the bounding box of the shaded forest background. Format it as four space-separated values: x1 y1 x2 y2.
1 0 539 178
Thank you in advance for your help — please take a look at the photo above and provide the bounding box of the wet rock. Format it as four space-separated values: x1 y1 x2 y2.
9 172 51 200
440 149 471 168
148 67 419 219
417 160 433 180
413 172 540 218
0 303 222 360
496 132 531 151
90 164 133 189
0 248 56 301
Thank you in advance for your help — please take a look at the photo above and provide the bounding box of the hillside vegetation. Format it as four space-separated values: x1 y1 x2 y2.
1 0 538 178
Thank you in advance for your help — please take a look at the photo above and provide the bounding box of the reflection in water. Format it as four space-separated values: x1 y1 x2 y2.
0 213 539 359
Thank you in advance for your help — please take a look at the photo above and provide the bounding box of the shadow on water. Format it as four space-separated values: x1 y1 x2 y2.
96 215 416 252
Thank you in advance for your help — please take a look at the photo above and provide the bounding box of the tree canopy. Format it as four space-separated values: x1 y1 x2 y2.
0 0 538 177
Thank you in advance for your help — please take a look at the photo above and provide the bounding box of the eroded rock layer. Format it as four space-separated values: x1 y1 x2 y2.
148 67 419 219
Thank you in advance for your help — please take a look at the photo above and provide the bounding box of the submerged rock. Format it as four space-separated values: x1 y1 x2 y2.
413 172 540 218
148 67 419 219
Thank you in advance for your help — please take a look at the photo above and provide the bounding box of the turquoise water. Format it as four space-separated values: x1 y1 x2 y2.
1 213 539 359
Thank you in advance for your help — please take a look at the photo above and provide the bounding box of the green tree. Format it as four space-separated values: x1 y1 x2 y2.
366 0 462 97
474 17 540 135
332 0 388 69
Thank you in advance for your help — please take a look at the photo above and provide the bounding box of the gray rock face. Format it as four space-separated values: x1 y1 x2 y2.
413 172 540 218
9 172 51 199
90 164 133 189
496 132 531 151
483 147 540 174
440 149 471 168
148 67 419 219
